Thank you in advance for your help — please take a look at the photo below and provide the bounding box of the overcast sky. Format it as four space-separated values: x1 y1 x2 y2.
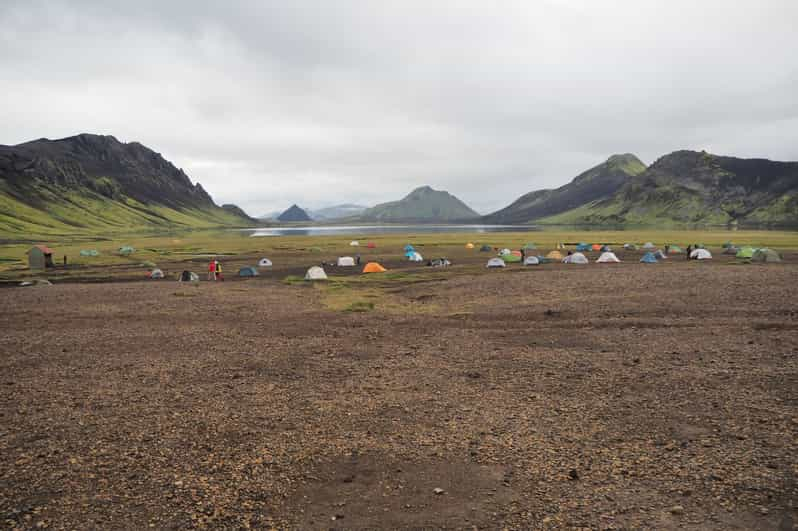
2 1 797 215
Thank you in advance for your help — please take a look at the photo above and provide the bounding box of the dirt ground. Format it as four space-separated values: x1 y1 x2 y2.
1 257 797 529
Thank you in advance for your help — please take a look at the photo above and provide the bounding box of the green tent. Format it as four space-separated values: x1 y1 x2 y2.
736 247 755 259
668 245 683 254
80 249 99 257
141 261 157 269
751 248 782 263
501 254 522 263
119 246 135 255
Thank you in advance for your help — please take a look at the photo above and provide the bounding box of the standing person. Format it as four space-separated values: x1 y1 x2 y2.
208 259 217 281
520 248 525 261
356 254 361 265
215 260 223 281
686 245 692 260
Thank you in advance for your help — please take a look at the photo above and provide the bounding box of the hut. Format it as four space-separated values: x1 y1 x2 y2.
27 245 54 270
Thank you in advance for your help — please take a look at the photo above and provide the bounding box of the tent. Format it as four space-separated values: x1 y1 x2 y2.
642 242 656 250
362 262 387 273
563 252 588 264
465 242 475 249
524 255 540 265
404 251 415 258
536 255 551 264
546 250 564 261
80 249 99 257
430 258 451 267
27 245 54 270
623 243 638 250
480 245 492 252
600 245 612 252
722 241 733 248
367 242 376 248
668 245 683 254
693 243 706 249
309 246 322 253
575 243 591 252
511 250 522 257
723 246 739 255
499 248 512 256
179 270 199 282
690 249 712 260
404 244 415 252
654 250 668 260
305 266 328 280
486 258 506 268
596 252 620 263
640 252 658 263
556 242 566 250
591 244 602 252
258 258 273 267
522 243 537 250
119 246 135 255
752 248 782 263
349 241 360 246
407 251 423 262
149 268 164 279
501 253 521 263
141 261 157 269
337 256 356 266
239 266 259 277
736 247 755 259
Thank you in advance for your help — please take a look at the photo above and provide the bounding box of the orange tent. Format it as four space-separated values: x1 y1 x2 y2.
591 244 601 251
511 250 522 257
362 262 387 273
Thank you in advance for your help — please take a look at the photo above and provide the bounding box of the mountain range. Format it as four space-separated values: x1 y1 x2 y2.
0 134 254 236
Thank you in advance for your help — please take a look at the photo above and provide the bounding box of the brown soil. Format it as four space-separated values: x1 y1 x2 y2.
1 260 796 529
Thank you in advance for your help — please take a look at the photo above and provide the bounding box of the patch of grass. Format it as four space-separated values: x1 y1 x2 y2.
344 301 375 312
282 275 306 285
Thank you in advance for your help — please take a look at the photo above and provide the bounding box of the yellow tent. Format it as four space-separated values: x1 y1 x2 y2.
546 250 564 260
465 243 475 249
362 262 387 273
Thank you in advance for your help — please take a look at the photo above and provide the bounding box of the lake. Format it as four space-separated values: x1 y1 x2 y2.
245 224 544 237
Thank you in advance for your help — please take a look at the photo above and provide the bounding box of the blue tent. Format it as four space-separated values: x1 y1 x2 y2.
404 244 415 252
239 266 259 277
640 252 658 264
404 251 415 258
576 243 591 252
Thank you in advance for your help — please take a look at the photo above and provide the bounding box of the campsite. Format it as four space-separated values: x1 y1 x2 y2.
1 228 797 529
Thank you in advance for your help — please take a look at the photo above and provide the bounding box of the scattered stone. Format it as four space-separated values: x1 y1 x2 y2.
433 488 445 495
670 505 684 515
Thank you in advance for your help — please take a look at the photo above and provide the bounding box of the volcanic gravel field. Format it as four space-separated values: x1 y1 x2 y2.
1 259 797 529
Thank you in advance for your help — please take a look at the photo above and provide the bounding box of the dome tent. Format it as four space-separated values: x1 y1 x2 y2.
362 262 387 273
119 245 135 255
751 248 782 263
404 244 415 252
337 256 355 266
239 266 259 277
723 246 739 255
349 241 360 246
575 243 591 252
466 242 475 249
736 247 755 259
642 242 656 250
640 252 658 263
596 252 620 263
407 251 423 262
430 258 451 267
258 258 273 267
179 270 199 282
486 258 506 268
591 244 602 252
149 268 164 279
654 250 668 260
546 250 564 261
623 243 638 250
480 245 492 252
305 266 328 280
80 249 99 257
563 252 588 264
524 255 540 265
600 245 612 252
668 245 683 254
690 249 712 260
499 248 512 256
501 253 521 263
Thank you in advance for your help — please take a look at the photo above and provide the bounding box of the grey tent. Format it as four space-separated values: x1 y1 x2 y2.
524 256 540 265
239 266 259 277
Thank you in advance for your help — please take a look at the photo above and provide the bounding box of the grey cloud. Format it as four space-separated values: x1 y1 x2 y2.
1 0 797 215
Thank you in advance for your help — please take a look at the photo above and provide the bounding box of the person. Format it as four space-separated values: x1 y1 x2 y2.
215 260 223 281
520 248 525 260
208 259 217 281
356 254 361 265
686 245 692 260
63 255 67 266
664 244 670 254
567 250 573 256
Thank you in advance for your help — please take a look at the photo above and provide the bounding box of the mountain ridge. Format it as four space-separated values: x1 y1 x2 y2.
358 185 479 222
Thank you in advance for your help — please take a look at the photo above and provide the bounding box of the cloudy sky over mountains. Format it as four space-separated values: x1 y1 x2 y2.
2 0 796 215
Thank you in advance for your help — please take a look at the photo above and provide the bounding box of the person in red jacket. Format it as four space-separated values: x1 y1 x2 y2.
208 259 217 281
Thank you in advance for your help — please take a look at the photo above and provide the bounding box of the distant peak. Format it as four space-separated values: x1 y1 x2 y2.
411 185 436 193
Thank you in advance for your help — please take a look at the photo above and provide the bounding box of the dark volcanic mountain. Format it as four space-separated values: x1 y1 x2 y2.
483 154 646 224
359 186 479 222
277 204 312 222
546 151 798 226
0 133 254 235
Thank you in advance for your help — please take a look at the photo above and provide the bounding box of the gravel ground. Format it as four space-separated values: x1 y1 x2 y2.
1 259 796 529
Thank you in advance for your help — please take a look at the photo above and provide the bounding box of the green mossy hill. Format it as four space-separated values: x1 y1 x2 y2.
0 133 255 237
543 151 798 226
359 186 479 222
483 154 646 224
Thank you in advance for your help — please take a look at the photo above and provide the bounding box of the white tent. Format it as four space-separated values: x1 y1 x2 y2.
524 256 540 265
337 256 355 266
596 252 621 263
563 252 588 264
498 248 512 256
149 268 164 279
305 266 328 280
258 258 273 267
690 248 712 260
642 242 656 249
486 257 506 268
407 251 423 262
349 240 360 246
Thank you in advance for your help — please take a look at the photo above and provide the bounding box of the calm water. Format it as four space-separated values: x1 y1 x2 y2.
245 224 544 237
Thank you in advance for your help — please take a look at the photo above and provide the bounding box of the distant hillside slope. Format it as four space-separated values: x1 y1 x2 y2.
359 186 479 222
483 154 645 224
542 150 798 226
309 204 367 220
0 133 255 236
276 204 312 222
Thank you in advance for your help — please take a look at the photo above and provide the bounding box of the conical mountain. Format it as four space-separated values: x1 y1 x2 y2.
276 204 312 222
359 186 479 222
